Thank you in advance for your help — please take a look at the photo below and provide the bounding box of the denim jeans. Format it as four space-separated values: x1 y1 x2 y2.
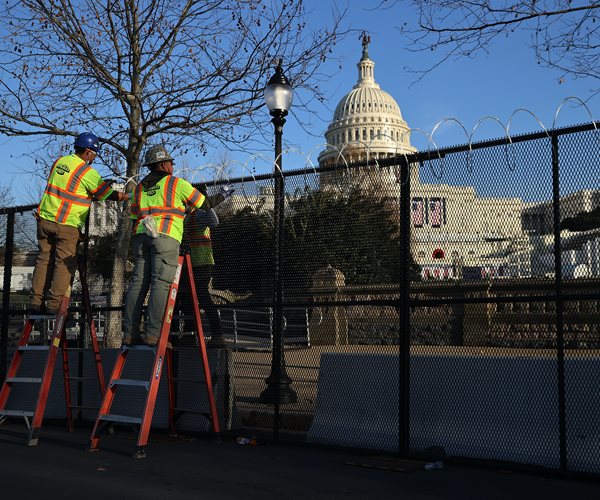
123 233 180 342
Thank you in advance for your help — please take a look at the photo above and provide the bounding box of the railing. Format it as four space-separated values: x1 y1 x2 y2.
172 307 311 350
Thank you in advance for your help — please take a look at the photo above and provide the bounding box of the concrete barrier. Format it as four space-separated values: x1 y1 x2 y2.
308 351 600 472
307 353 399 452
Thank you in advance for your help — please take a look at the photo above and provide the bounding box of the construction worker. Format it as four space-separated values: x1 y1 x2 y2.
175 192 225 348
29 132 128 315
122 145 233 347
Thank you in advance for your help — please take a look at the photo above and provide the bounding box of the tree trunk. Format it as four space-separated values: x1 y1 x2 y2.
104 215 133 347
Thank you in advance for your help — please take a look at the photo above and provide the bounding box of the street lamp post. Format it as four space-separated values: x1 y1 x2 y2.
260 60 298 407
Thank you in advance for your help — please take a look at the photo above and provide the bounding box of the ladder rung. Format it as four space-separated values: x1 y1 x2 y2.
99 414 143 425
110 379 150 389
66 376 96 381
0 409 34 417
28 314 57 320
6 377 42 384
68 404 100 410
18 346 50 351
123 345 156 351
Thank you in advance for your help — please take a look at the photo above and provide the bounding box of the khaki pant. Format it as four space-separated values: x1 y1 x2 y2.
30 217 80 313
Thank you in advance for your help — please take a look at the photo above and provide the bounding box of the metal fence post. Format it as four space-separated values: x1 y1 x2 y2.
551 132 568 472
398 157 411 456
232 309 238 350
0 209 15 385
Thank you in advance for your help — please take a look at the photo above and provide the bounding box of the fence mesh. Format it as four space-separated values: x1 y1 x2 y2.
1 122 600 474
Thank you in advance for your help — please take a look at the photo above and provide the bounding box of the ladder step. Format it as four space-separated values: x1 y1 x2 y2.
68 404 100 410
110 379 150 389
18 346 50 351
28 314 57 320
123 345 156 351
6 377 42 384
65 376 96 381
99 413 143 425
0 409 34 417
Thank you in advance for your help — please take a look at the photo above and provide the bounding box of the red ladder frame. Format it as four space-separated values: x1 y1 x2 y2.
89 253 220 458
0 260 106 446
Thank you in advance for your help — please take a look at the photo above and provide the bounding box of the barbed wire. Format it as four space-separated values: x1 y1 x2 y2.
113 99 600 196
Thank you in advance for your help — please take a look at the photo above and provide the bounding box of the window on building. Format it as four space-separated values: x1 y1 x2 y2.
363 129 367 140
432 249 445 259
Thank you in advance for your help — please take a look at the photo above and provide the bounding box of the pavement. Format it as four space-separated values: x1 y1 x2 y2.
0 422 599 499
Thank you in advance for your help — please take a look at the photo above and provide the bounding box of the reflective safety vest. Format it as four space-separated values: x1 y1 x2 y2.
130 175 204 243
37 154 114 228
183 219 214 266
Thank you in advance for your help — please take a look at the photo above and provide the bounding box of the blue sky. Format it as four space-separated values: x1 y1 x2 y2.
1 0 599 203
282 1 599 150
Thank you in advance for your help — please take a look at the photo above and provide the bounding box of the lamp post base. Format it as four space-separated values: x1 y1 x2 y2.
260 375 298 405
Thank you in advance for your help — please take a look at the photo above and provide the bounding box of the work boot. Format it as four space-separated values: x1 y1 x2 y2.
27 304 55 318
142 335 173 350
122 334 144 346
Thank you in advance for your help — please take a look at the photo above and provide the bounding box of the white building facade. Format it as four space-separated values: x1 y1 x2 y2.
318 36 526 279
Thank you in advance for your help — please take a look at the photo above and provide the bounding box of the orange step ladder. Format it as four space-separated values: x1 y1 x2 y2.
89 252 220 458
0 260 106 446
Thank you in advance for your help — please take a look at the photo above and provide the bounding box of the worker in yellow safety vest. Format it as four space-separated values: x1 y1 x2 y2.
29 132 128 315
122 145 234 347
173 190 225 348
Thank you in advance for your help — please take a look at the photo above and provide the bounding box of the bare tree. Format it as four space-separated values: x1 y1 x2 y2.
0 183 15 208
0 0 347 345
381 0 600 81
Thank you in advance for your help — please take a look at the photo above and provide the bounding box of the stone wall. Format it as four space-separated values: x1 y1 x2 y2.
307 268 600 348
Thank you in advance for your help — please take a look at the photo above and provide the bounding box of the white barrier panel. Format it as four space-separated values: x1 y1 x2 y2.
307 353 400 452
308 351 600 472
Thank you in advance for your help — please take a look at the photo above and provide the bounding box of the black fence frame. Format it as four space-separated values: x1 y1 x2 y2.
1 120 599 475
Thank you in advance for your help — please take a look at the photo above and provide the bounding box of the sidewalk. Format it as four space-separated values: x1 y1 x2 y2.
0 422 599 499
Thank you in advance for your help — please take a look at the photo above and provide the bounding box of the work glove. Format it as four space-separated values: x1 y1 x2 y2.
218 183 235 200
141 216 159 238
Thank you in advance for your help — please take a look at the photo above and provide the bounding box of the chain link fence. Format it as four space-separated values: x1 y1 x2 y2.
2 121 600 475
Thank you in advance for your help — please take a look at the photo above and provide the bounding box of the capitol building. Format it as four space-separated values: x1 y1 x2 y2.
83 36 600 283
318 36 526 279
